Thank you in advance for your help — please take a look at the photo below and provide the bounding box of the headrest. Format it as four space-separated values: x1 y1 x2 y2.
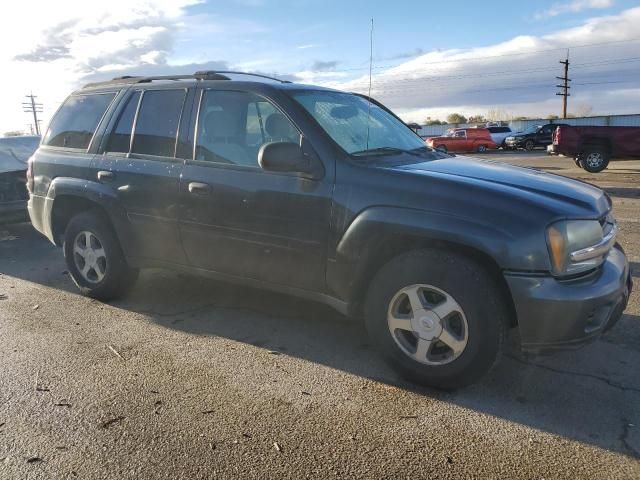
265 113 292 139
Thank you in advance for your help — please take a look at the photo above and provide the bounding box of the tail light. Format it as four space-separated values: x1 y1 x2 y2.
553 127 561 145
26 157 34 195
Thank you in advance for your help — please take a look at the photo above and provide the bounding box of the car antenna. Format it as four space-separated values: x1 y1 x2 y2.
365 17 374 150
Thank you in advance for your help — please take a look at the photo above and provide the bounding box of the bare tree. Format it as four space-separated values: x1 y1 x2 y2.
573 103 593 118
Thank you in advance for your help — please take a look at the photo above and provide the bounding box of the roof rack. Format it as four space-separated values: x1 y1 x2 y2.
195 71 292 84
83 70 290 89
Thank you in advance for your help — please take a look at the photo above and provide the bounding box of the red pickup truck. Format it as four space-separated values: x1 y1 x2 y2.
549 125 640 172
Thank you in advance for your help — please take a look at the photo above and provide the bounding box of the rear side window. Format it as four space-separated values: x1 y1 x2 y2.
43 93 116 149
105 91 141 153
131 90 186 157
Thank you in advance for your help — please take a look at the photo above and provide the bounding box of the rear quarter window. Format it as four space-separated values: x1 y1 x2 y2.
43 93 116 149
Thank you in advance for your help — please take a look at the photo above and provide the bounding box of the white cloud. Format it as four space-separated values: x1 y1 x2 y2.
534 0 614 20
0 0 199 133
320 6 640 122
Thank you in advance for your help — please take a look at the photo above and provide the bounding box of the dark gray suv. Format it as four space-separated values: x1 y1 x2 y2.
27 71 632 388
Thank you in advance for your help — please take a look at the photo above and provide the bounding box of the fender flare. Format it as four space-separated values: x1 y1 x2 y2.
42 177 133 254
330 206 516 305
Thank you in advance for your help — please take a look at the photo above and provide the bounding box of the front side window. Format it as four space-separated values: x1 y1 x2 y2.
131 89 186 157
43 93 116 149
195 90 300 167
291 90 425 155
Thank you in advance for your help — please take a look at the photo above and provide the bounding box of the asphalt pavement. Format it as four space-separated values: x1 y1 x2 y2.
1 151 639 479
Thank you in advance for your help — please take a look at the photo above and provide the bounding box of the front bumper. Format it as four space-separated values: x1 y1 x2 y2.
505 245 632 352
505 139 525 149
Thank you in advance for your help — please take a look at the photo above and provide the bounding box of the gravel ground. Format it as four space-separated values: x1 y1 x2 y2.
0 151 638 479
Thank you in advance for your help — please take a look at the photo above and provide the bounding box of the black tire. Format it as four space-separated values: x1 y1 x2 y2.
524 140 535 151
63 210 138 300
435 145 447 153
477 144 487 153
578 148 609 173
364 249 507 389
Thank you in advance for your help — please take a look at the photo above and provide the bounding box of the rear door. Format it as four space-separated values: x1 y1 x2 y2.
178 88 332 291
93 87 190 264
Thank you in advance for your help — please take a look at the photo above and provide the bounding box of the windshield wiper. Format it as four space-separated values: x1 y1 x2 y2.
351 146 429 157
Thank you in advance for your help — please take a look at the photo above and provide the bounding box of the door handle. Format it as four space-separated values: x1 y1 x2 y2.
188 182 211 195
97 170 114 181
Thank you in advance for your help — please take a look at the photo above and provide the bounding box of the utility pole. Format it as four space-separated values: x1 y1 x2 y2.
556 51 571 119
22 93 43 136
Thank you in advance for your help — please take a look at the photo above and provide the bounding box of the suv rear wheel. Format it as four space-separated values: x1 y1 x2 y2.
524 140 535 151
578 148 609 173
364 249 506 389
63 211 138 300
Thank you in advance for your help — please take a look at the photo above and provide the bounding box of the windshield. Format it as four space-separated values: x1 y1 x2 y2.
520 125 541 134
291 90 426 155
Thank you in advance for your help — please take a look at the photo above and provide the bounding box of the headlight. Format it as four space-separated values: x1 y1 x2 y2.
546 219 618 276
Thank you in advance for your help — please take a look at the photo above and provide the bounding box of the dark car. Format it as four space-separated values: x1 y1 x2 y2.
27 71 632 389
0 135 40 223
549 125 640 172
504 123 569 151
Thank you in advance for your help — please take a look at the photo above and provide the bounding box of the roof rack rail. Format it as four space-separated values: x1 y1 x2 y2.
194 70 291 83
83 72 231 89
83 70 290 89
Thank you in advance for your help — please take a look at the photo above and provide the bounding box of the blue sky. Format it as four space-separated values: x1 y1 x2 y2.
176 0 639 74
1 0 640 132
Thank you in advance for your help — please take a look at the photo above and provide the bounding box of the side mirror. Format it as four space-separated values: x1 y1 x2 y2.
258 141 318 177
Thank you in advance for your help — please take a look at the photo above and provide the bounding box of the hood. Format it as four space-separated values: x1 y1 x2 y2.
0 136 39 174
385 155 610 217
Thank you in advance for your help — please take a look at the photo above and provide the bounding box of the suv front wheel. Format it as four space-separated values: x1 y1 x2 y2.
63 211 138 300
364 249 506 389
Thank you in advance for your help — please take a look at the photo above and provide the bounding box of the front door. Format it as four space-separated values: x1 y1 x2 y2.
93 88 189 263
179 89 332 292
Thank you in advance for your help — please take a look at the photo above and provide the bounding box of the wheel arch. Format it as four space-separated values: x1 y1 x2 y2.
46 178 134 256
333 207 518 327
351 235 517 327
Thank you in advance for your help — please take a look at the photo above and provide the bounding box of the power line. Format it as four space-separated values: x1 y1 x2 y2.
353 78 638 96
333 37 640 73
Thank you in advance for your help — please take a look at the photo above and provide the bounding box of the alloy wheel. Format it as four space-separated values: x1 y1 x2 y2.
73 231 107 284
387 284 469 365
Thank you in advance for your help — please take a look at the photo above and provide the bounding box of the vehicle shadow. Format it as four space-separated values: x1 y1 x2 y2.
604 187 640 199
1 222 639 458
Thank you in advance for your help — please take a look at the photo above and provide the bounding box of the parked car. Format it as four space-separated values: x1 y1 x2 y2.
486 125 512 147
504 123 569 151
549 125 640 173
0 136 40 223
425 128 497 153
28 71 632 389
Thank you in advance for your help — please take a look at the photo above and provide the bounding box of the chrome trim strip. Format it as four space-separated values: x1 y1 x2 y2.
570 223 619 262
